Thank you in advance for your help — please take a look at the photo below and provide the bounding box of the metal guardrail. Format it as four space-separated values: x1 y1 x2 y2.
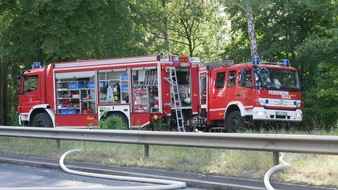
0 126 337 164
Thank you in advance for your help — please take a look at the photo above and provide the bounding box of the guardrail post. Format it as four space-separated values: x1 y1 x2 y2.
273 151 279 165
144 144 149 158
56 139 61 149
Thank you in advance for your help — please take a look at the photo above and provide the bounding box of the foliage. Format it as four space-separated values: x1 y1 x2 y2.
142 118 171 131
2 0 148 66
223 0 335 62
98 115 127 130
134 0 225 62
97 111 127 130
296 29 338 129
166 0 225 61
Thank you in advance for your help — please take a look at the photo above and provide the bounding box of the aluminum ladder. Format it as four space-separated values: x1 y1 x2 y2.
165 67 185 132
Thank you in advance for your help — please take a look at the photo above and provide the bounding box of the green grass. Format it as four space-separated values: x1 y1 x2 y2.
0 130 337 188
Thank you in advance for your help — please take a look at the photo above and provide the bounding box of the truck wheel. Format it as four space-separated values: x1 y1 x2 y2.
31 112 53 127
108 112 129 129
225 111 246 133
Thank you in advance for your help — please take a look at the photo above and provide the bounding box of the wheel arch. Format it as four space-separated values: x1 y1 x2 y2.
101 111 129 128
224 101 246 119
98 105 130 127
29 104 55 127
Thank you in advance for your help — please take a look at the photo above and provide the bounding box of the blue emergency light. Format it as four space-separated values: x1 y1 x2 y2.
252 56 260 64
32 62 41 68
281 59 290 67
173 57 179 62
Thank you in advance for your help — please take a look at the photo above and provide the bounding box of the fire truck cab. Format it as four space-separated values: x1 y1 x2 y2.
198 58 303 132
18 55 200 131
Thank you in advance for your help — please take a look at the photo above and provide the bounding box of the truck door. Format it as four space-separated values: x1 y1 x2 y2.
208 70 226 121
224 70 237 103
235 68 254 106
19 74 42 113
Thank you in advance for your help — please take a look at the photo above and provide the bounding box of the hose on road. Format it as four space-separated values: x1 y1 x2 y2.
1 149 186 190
59 149 187 190
264 153 290 190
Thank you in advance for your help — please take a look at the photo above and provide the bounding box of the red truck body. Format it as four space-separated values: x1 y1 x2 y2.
197 59 302 132
18 55 200 130
18 55 302 132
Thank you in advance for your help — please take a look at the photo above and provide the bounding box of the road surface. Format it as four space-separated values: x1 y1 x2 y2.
0 163 199 189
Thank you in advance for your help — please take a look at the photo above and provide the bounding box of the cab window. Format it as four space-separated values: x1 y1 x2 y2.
215 72 225 88
23 75 38 93
239 69 253 88
227 70 236 87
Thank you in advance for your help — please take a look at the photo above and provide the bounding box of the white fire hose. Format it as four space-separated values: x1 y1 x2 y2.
59 149 186 190
264 153 290 190
1 149 186 190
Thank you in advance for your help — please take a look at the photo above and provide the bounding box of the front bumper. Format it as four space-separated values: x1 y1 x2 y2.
252 107 302 122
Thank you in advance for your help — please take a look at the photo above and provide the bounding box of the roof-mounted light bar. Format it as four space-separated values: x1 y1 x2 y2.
172 56 188 63
252 56 260 64
32 62 41 69
281 59 290 67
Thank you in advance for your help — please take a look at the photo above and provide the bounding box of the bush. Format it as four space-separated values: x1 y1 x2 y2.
142 118 171 131
97 111 127 130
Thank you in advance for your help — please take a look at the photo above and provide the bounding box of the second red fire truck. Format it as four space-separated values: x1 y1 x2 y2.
197 57 302 132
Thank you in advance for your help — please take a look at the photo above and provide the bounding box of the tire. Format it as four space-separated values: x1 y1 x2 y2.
31 112 53 127
225 111 246 133
108 112 129 129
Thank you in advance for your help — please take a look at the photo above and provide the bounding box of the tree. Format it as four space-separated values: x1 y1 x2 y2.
167 0 224 61
0 0 149 125
128 0 226 62
296 29 338 129
227 0 266 57
0 0 15 125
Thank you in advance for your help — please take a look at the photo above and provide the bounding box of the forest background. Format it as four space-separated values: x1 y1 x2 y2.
0 0 337 130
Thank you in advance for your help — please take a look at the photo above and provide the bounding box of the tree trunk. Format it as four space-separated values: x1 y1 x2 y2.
2 58 9 125
0 52 3 125
246 7 258 57
162 0 171 56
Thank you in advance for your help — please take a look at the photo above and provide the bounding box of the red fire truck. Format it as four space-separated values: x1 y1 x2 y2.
196 57 303 132
18 54 200 131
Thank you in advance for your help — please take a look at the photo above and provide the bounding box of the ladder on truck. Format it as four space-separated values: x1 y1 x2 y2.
165 67 185 132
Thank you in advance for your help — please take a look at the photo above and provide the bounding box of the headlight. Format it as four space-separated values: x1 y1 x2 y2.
256 111 267 116
297 102 301 108
296 113 302 118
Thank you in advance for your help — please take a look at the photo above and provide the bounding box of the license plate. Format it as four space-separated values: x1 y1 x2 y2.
276 111 287 116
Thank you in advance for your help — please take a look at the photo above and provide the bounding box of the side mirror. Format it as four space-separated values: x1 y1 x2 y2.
16 75 22 94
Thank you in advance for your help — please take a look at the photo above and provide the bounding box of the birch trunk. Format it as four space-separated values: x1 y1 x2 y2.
246 7 258 57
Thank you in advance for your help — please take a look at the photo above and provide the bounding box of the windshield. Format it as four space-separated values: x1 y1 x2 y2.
254 66 300 91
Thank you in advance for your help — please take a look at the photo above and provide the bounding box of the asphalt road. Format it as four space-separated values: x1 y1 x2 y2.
0 154 336 190
0 163 200 190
